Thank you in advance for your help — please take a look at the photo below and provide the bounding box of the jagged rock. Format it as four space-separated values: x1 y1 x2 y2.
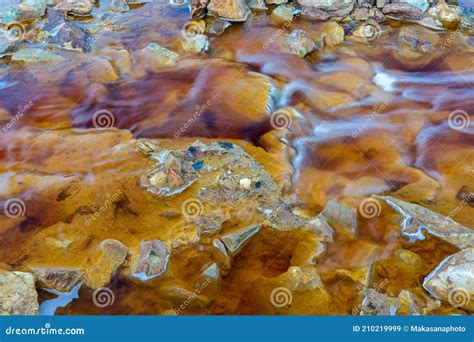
0 0 47 24
132 240 170 281
397 290 421 315
140 145 198 196
205 17 231 35
197 263 221 293
321 200 356 239
427 2 462 28
375 195 474 249
220 225 261 255
53 0 94 17
271 4 297 22
423 248 474 311
182 34 210 53
287 29 316 58
359 288 399 315
43 10 91 52
32 268 82 292
110 0 130 12
392 0 429 12
207 0 251 22
190 0 210 20
382 3 424 20
296 0 354 12
211 238 232 275
0 34 19 57
11 48 65 63
0 271 38 315
135 43 179 71
84 239 128 289
247 0 267 10
300 6 330 20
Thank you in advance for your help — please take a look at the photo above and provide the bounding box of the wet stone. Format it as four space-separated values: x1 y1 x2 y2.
423 248 474 311
382 2 424 20
190 0 210 20
132 240 170 281
207 0 251 22
247 0 268 10
271 4 297 22
53 0 94 17
135 43 180 70
43 10 91 52
321 200 357 239
220 225 261 256
300 6 330 20
11 48 65 63
205 17 231 36
428 3 462 28
31 268 82 293
359 288 399 315
287 29 317 58
141 147 198 197
0 271 38 315
376 195 474 249
84 239 128 289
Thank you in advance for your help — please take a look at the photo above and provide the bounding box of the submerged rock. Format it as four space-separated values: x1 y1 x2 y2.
392 0 429 12
11 48 65 63
427 2 462 28
135 43 179 70
84 239 129 289
423 248 474 311
132 240 170 281
382 3 424 20
220 225 261 255
52 0 94 17
376 195 474 249
359 288 399 315
0 270 38 315
43 10 91 52
287 29 317 58
296 0 354 12
207 0 251 22
271 4 297 22
190 0 210 20
32 268 82 293
321 200 357 239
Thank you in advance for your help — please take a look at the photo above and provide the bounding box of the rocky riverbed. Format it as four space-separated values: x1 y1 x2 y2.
0 0 473 315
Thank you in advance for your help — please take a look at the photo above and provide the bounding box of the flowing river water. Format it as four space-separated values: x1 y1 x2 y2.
0 1 473 315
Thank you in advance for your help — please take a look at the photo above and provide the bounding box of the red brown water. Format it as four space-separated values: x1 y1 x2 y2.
0 2 473 315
